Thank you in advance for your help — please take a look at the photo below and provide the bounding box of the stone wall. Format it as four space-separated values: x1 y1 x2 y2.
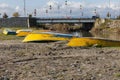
0 17 37 27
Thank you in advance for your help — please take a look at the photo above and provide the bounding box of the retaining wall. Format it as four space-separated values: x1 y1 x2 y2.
0 17 37 27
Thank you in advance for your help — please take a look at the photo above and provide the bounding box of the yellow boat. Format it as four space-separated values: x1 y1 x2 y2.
39 32 78 38
23 33 69 42
16 29 32 37
16 31 32 37
3 28 16 35
67 37 120 47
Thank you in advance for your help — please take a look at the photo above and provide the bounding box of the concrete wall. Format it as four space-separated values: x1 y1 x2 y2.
0 17 37 27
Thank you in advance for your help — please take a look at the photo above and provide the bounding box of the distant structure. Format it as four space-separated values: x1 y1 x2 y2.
23 0 26 16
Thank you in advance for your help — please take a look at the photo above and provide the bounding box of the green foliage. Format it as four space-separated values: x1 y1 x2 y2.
0 33 23 40
117 15 120 19
114 73 120 78
0 27 24 40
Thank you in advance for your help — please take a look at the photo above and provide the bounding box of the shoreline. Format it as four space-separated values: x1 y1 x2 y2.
0 40 120 80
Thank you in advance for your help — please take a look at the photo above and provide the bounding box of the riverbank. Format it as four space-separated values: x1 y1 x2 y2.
91 19 120 33
0 40 120 80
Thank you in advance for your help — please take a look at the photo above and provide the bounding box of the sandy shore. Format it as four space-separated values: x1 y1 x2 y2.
0 40 120 80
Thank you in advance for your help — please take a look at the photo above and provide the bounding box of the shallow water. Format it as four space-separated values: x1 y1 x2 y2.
74 31 120 41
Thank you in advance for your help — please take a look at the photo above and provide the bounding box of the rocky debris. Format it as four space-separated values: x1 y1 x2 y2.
91 19 120 33
0 40 120 80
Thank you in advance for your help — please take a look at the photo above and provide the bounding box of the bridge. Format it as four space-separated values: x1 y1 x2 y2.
36 18 96 24
32 18 96 31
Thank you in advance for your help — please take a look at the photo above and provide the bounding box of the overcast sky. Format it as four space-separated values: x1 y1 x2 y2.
0 0 120 18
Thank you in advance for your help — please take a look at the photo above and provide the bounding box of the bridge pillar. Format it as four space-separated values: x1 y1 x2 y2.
29 18 37 27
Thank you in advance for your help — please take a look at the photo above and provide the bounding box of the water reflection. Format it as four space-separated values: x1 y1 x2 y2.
90 32 120 41
74 31 120 41
72 31 93 37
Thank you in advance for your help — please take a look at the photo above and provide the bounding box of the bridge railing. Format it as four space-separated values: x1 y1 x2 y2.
36 18 95 24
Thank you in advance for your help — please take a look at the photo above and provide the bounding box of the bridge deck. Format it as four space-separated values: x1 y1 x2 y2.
36 18 95 24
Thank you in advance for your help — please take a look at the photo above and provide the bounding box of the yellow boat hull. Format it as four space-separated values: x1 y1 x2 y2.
16 29 32 37
67 37 120 47
16 29 32 33
16 31 32 37
23 33 69 42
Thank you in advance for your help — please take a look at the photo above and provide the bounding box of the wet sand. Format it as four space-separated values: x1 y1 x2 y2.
0 40 120 80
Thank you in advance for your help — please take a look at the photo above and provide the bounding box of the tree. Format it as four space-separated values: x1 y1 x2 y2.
28 14 32 18
107 12 111 18
117 15 120 19
13 12 20 17
3 13 8 18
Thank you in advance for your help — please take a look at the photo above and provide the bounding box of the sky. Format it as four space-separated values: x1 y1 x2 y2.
0 0 120 18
